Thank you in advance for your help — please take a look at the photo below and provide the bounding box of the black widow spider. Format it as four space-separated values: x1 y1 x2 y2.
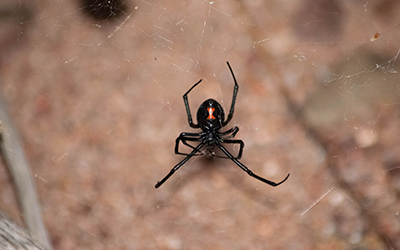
155 62 290 188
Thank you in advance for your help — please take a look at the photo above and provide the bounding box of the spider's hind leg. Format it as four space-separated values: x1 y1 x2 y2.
183 79 202 129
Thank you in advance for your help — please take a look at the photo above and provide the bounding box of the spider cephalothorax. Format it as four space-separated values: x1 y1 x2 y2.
155 62 290 189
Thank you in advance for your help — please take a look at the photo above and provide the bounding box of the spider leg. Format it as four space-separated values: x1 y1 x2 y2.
220 126 239 138
183 79 202 129
219 139 244 159
207 127 240 159
175 132 203 156
223 62 239 127
155 142 205 188
216 143 290 187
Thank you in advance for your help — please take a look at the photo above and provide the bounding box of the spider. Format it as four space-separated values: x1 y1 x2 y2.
155 62 290 188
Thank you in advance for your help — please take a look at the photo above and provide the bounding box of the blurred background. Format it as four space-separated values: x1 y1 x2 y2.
0 0 399 249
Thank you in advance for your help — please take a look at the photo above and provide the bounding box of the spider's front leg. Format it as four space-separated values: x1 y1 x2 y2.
217 126 243 159
216 142 290 187
175 132 203 156
155 142 205 188
220 139 244 159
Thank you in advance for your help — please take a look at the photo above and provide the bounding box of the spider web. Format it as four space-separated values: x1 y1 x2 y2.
0 0 400 249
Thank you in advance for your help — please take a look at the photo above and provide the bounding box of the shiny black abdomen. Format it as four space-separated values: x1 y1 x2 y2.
196 98 225 130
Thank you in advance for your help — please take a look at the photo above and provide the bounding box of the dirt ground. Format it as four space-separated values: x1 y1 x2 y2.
0 0 400 249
